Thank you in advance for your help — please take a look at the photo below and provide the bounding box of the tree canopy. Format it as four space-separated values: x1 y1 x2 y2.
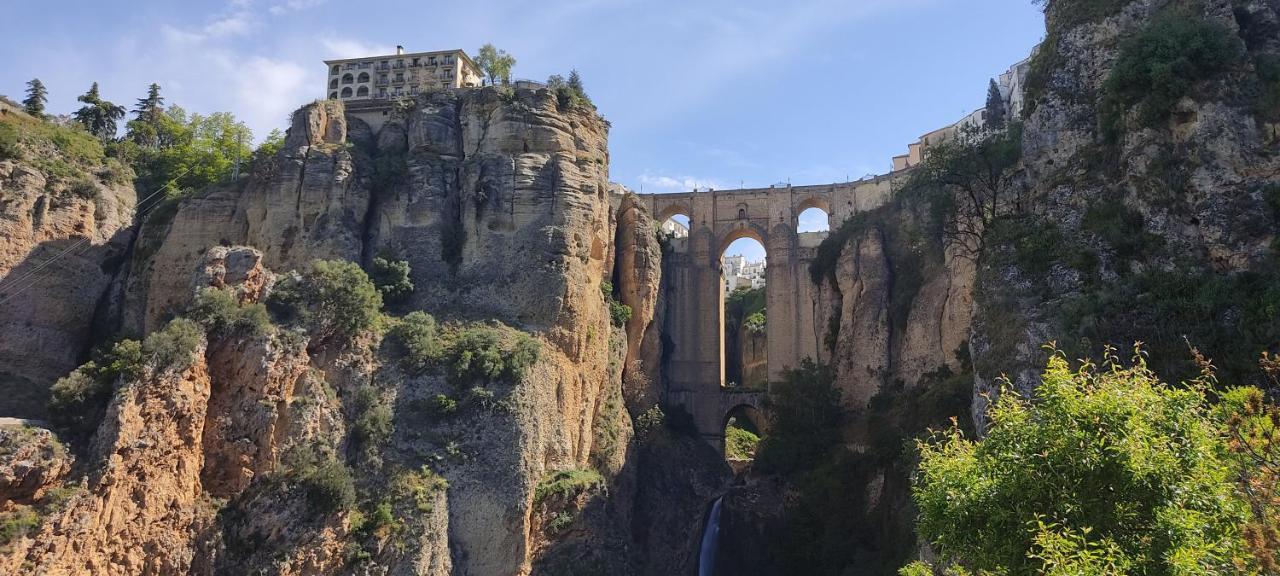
22 79 47 117
911 348 1265 575
985 78 1006 130
475 44 516 85
73 82 127 141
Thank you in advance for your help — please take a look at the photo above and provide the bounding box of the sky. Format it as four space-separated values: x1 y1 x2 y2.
1 0 1046 260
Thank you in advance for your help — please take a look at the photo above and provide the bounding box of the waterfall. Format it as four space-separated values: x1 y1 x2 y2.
698 497 724 576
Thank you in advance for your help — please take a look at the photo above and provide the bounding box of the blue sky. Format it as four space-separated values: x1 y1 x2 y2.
1 0 1045 260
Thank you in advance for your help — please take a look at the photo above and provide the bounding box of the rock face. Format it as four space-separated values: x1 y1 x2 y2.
612 193 665 413
0 89 715 576
364 89 612 342
970 0 1280 418
0 423 72 506
0 131 136 417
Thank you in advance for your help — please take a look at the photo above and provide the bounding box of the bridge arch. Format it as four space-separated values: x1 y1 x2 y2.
717 222 769 257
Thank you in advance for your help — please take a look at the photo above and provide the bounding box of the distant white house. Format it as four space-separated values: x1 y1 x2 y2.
723 255 766 298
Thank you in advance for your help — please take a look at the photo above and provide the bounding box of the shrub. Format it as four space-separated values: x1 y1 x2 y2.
385 311 441 374
268 260 383 344
47 339 143 439
1254 54 1280 123
1102 12 1241 136
287 448 357 514
369 256 414 304
440 325 541 386
424 393 458 415
754 360 843 475
0 122 20 160
391 465 449 513
913 351 1249 575
534 469 605 503
68 176 98 199
0 506 41 545
724 424 760 460
1081 203 1163 261
601 282 632 327
188 287 272 339
351 385 393 449
142 318 204 371
742 311 766 334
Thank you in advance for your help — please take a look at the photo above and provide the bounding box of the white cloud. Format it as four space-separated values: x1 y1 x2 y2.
224 56 312 137
638 173 728 193
269 0 326 16
320 37 396 60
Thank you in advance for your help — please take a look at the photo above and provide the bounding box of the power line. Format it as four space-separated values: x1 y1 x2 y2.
0 168 189 307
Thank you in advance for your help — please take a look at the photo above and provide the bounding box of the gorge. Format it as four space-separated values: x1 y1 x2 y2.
2 0 1280 574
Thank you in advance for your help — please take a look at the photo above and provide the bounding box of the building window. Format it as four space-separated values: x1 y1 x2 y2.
329 91 338 99
379 89 388 98
357 72 369 83
331 65 340 75
395 73 404 82
342 73 354 84
357 86 369 97
341 87 353 98
329 78 338 89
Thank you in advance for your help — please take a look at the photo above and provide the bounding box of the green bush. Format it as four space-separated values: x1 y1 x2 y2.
142 318 204 371
601 282 632 327
424 393 458 415
754 360 843 475
385 311 441 374
534 468 605 503
0 506 41 545
0 122 20 160
742 311 766 334
913 352 1251 575
391 465 449 513
267 260 384 344
188 287 273 339
351 384 393 449
1254 54 1280 122
47 339 143 439
287 448 357 515
724 424 760 460
440 325 540 386
1081 204 1164 261
369 256 414 304
1102 12 1241 136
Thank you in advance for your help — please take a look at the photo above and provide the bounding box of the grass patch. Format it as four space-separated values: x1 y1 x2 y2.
534 469 605 503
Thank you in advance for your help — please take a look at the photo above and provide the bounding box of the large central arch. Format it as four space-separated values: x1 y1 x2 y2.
641 178 900 444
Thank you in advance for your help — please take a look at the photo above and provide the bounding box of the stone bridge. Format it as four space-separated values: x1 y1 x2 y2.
638 177 900 445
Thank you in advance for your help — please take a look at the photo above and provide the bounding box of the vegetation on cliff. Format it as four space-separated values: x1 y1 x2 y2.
909 349 1279 575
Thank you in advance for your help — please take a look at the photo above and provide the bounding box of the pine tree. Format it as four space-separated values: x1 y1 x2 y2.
22 78 48 118
133 84 164 124
566 69 591 105
128 83 166 147
985 78 1007 130
73 82 127 141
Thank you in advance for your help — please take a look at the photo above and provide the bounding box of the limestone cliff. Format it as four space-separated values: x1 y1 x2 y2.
0 110 136 417
0 88 719 576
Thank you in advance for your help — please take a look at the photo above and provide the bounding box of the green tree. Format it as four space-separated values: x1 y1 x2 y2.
22 79 47 118
475 44 516 86
567 69 587 99
913 350 1252 575
255 128 285 160
985 78 1006 130
127 83 165 147
72 82 126 141
267 259 384 344
129 106 254 192
754 359 843 474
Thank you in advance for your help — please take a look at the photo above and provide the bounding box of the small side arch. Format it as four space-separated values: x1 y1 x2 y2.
340 87 353 98
341 73 354 84
655 202 694 225
356 86 369 97
357 71 370 83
